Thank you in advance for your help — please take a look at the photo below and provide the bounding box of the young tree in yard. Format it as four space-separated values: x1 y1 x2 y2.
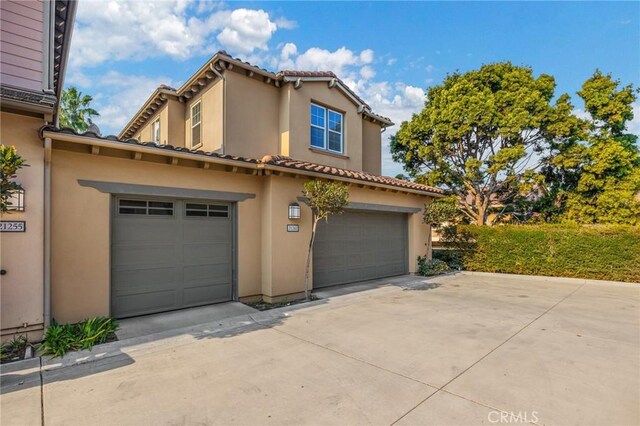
59 87 99 132
555 71 640 224
302 180 349 299
0 145 28 213
391 62 582 225
422 196 459 229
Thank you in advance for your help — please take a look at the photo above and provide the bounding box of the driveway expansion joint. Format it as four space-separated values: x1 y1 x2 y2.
389 282 587 425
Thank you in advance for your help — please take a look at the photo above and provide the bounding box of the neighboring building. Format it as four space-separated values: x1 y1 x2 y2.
1 0 77 341
4 41 443 337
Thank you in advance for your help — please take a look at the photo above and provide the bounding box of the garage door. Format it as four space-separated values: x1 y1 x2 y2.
313 210 408 288
111 198 233 318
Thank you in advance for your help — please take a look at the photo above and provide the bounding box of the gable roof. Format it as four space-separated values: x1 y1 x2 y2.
43 126 443 197
119 51 393 139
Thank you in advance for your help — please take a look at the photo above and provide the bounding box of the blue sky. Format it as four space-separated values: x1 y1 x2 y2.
66 1 640 176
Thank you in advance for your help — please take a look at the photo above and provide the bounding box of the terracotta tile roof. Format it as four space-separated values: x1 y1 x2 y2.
278 70 338 78
259 155 444 195
42 126 259 164
42 127 443 196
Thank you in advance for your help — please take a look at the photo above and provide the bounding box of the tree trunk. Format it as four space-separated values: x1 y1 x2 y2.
304 217 318 300
476 205 487 226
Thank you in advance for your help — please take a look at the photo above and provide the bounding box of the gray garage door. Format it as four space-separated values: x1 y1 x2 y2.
313 210 408 289
111 198 233 318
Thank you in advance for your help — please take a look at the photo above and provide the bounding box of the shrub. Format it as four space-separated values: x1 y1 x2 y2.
417 256 450 276
0 335 29 363
41 317 118 358
456 224 640 283
433 249 464 270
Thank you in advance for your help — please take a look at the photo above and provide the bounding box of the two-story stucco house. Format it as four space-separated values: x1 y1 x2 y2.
4 42 443 337
1 0 76 341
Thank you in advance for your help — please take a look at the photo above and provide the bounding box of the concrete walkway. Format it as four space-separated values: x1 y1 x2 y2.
1 272 638 425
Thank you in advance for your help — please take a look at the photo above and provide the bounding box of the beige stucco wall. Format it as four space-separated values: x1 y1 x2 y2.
286 81 364 171
224 70 280 159
50 148 263 323
131 99 185 146
0 112 44 341
166 98 185 147
126 72 387 175
260 176 314 298
185 79 223 152
47 140 432 321
362 120 383 175
261 175 432 300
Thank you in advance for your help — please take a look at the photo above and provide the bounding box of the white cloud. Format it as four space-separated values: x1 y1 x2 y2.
291 47 360 75
275 16 298 30
360 66 376 80
216 9 277 54
70 2 288 67
360 83 427 176
359 49 374 64
387 58 397 66
280 43 298 61
425 64 435 72
70 71 176 136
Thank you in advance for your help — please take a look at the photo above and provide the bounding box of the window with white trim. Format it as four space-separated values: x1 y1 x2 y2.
152 119 161 143
310 103 343 153
191 101 201 147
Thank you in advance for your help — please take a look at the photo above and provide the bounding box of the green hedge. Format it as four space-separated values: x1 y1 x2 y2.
447 225 640 283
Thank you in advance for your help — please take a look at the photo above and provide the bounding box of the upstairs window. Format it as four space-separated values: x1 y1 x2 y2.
191 101 202 147
310 103 343 153
152 119 161 143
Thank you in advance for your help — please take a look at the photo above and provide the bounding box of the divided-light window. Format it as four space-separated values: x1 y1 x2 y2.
191 101 202 147
185 203 229 218
119 199 174 216
152 119 161 143
310 103 343 153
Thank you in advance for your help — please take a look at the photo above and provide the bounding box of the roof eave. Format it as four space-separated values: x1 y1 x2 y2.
43 128 257 170
258 163 444 197
118 87 177 139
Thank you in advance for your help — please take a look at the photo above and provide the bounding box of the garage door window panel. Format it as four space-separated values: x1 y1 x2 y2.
118 199 174 216
185 203 229 218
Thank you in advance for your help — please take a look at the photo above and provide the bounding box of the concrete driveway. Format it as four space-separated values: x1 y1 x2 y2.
2 272 639 425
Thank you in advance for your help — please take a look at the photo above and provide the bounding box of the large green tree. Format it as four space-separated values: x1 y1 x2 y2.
548 71 640 224
59 87 99 132
391 62 581 225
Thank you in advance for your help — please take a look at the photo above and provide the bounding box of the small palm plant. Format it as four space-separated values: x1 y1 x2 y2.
59 87 100 132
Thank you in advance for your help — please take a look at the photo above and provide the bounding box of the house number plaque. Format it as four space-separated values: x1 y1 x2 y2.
0 221 26 232
287 224 299 232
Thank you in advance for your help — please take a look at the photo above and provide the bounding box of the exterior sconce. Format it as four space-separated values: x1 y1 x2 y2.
288 202 301 220
6 188 25 212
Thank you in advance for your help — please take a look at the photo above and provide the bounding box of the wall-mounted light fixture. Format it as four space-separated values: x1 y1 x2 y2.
6 188 25 212
288 202 301 220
